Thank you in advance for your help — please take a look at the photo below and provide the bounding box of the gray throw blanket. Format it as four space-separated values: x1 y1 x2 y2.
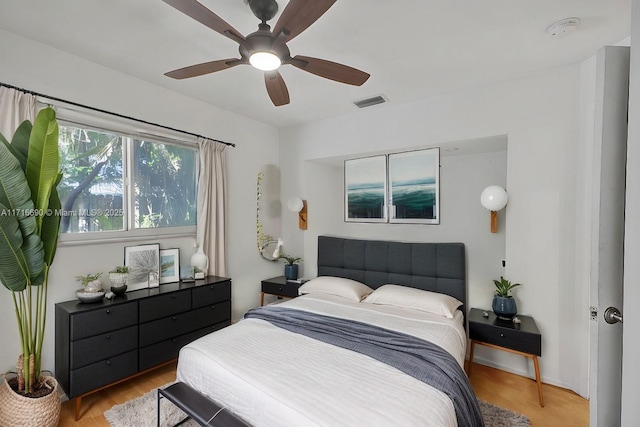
245 306 484 427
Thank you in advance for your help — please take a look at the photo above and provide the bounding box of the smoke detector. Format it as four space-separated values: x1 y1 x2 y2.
547 18 581 38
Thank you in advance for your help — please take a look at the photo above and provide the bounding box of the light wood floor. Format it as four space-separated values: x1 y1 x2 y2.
58 361 588 426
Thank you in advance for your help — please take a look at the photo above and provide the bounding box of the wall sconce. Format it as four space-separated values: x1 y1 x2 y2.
287 197 308 230
480 185 508 233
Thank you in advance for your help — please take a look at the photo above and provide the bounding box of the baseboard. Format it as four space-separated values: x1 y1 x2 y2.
469 355 577 393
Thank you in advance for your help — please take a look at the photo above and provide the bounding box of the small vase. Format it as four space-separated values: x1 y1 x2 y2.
191 246 209 275
284 264 299 280
492 295 518 320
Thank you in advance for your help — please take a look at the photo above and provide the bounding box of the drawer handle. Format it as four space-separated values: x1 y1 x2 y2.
278 287 283 291
106 309 110 314
210 306 215 310
105 335 110 340
106 360 111 365
172 339 176 343
171 295 176 299
172 317 177 321
500 333 505 337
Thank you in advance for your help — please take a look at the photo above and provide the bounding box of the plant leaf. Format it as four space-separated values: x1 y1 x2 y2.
41 173 62 266
10 120 33 171
0 142 45 287
26 108 59 233
0 202 29 292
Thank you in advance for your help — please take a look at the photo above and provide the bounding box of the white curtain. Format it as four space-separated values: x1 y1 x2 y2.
0 86 37 140
196 137 228 276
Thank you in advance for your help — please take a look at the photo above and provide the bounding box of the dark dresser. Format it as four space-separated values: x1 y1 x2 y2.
55 276 231 419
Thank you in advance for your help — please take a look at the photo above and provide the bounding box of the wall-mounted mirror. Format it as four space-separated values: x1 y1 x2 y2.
256 165 281 261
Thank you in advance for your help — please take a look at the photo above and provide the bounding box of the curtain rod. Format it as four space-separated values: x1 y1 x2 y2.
0 81 236 147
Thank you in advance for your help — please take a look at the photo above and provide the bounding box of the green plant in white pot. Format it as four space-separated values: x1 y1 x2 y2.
0 108 63 426
108 266 129 294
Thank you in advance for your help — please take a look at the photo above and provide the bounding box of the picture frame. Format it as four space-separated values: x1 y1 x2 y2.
124 243 160 291
344 155 388 222
388 148 440 224
160 248 180 284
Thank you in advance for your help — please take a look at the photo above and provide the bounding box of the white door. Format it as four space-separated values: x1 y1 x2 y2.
589 45 628 426
621 1 640 422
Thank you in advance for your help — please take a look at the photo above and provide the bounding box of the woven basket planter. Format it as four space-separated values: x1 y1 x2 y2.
0 375 61 427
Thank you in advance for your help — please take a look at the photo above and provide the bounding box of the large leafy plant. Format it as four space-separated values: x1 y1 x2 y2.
0 108 62 394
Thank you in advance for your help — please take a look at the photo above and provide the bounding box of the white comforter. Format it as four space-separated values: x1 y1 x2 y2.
177 294 467 427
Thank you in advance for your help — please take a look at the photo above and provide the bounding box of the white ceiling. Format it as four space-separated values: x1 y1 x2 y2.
0 0 631 129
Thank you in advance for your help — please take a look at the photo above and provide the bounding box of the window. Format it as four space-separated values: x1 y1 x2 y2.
57 122 197 239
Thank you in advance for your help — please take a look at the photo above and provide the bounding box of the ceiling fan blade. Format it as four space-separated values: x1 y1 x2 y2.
264 71 290 106
272 0 336 43
165 59 244 79
163 0 245 43
289 55 370 86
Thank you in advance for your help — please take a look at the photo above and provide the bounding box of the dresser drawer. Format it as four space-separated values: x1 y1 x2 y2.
138 321 229 371
192 280 231 309
262 281 299 298
469 322 541 356
70 325 138 370
69 350 137 397
71 303 138 341
139 301 231 347
140 291 191 323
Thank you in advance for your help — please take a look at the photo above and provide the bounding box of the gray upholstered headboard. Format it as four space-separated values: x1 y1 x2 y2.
317 235 467 317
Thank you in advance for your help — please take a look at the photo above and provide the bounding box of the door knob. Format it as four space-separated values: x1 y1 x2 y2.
604 306 623 324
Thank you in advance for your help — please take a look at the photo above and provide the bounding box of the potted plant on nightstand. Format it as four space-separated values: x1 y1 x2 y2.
492 276 522 320
277 253 302 280
0 108 63 426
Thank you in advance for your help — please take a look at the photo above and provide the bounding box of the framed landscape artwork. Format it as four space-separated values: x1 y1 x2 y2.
344 155 387 222
124 243 160 291
388 148 440 224
160 248 180 284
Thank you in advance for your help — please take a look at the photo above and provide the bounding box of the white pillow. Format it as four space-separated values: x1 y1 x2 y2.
362 284 462 318
298 276 374 302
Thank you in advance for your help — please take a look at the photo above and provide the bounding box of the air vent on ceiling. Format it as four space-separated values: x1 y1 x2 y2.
353 95 388 109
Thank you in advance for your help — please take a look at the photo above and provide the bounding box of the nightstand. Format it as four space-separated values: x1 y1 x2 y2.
468 308 544 407
260 276 302 306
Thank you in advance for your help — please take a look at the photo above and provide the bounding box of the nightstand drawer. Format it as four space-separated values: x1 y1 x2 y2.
262 281 299 298
470 322 541 355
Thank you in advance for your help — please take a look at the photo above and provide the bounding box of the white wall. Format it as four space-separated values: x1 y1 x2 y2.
0 30 282 375
296 147 508 309
279 65 591 396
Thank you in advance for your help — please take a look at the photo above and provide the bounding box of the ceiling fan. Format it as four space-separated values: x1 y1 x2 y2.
162 0 370 106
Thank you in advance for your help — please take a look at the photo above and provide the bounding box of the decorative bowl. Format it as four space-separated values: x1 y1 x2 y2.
76 289 105 303
110 285 127 295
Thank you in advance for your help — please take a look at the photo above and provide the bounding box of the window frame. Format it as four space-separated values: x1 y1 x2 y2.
55 112 198 246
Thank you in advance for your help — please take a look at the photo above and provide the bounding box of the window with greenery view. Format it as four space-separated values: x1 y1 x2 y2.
58 123 197 236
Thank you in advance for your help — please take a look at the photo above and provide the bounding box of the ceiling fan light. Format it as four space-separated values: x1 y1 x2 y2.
249 51 281 71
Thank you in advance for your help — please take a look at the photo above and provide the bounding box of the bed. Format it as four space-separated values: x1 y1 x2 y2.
176 236 482 427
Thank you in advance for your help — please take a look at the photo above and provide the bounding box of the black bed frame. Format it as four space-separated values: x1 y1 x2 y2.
317 235 467 322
